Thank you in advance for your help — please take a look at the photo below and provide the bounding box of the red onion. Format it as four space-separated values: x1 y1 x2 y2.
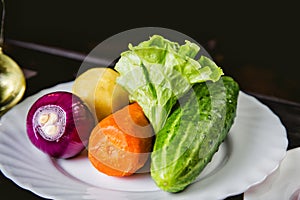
26 91 95 159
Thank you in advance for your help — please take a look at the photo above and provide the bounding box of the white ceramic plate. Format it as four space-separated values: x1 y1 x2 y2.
0 82 288 200
244 147 300 200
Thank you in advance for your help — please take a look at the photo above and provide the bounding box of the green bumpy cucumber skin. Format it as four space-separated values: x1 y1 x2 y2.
150 76 239 193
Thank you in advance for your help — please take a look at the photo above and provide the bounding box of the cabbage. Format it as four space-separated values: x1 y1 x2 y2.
115 35 223 133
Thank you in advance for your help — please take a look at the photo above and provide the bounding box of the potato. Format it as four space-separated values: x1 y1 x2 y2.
72 68 129 121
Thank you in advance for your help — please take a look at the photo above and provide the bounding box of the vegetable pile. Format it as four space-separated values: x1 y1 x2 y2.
26 35 239 193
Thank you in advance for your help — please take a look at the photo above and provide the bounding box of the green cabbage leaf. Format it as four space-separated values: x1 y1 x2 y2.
115 35 223 132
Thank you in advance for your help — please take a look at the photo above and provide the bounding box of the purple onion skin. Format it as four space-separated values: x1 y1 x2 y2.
26 91 96 159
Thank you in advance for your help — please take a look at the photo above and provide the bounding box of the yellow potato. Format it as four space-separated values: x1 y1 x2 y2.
72 68 129 121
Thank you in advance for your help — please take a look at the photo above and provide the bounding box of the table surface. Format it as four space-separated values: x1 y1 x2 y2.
1 40 300 200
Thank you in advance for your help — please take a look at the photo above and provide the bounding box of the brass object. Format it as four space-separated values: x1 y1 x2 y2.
0 0 26 116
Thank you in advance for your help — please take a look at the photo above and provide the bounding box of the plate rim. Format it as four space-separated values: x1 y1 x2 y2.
244 147 300 200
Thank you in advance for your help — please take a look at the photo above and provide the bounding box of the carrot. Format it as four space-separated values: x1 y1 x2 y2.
88 102 154 177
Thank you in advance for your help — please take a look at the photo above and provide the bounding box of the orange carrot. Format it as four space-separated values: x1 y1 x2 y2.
88 102 154 177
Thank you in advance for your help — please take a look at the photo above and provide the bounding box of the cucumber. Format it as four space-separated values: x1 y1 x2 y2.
150 76 239 192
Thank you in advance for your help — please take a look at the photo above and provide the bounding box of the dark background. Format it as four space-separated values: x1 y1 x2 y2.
4 0 300 103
